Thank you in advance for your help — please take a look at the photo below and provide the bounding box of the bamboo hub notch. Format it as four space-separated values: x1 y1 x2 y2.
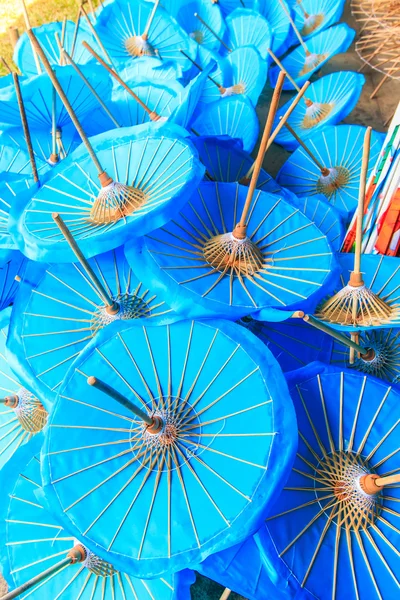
316 166 351 197
1 389 48 433
202 230 266 275
302 101 334 128
300 13 324 37
299 52 328 76
90 179 148 224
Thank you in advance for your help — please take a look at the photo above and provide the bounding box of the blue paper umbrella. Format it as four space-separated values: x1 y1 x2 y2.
125 181 338 321
14 21 101 76
118 57 183 84
0 315 47 470
263 362 400 600
288 194 344 251
292 0 346 39
191 135 295 200
0 133 49 178
175 1 225 51
10 124 205 263
192 96 259 152
41 318 297 577
254 0 292 56
110 78 184 127
94 0 197 71
273 72 366 151
225 8 272 60
168 69 211 129
7 246 174 409
315 253 400 332
0 444 195 600
269 24 355 90
276 125 385 219
239 317 332 373
329 328 400 385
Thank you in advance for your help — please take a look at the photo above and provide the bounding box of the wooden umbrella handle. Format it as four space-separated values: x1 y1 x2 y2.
360 472 400 494
235 70 286 237
284 121 329 173
12 72 39 183
278 0 309 54
352 126 372 279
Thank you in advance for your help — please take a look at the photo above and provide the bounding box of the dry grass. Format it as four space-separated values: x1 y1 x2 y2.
0 0 89 75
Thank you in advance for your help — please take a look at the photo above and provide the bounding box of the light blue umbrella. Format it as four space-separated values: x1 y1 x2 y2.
192 96 259 152
14 21 102 76
0 312 47 471
254 0 292 55
262 362 400 600
276 125 385 219
292 0 346 39
7 245 174 410
125 181 339 321
225 7 272 60
272 72 366 151
175 1 226 52
94 0 197 72
41 318 297 578
9 123 205 263
269 24 355 90
0 440 196 600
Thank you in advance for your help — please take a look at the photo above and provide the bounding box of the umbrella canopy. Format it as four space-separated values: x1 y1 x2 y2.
0 441 196 600
263 362 400 600
41 318 297 577
125 181 339 321
276 125 386 219
7 246 174 409
94 0 197 72
175 1 226 51
225 8 272 61
13 21 102 76
118 57 183 84
254 0 292 56
292 0 347 38
192 96 259 152
315 252 400 331
287 194 344 252
9 124 205 263
239 316 332 373
215 0 249 18
0 312 47 471
273 72 366 151
191 135 293 199
269 24 355 90
0 253 30 312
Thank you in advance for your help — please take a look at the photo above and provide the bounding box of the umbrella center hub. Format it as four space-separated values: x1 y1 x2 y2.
125 35 157 57
12 388 48 433
316 166 351 198
299 52 328 76
347 331 400 382
190 29 204 44
83 547 117 577
221 83 246 97
316 451 382 531
302 102 334 129
300 13 324 36
90 182 148 225
91 292 152 335
203 232 266 276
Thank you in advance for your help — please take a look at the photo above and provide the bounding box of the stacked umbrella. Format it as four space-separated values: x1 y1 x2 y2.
0 1 398 599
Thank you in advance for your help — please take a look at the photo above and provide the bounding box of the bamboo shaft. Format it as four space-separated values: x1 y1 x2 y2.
12 72 39 183
267 48 301 92
60 45 120 127
19 0 42 74
370 60 400 99
50 80 58 161
80 5 114 66
0 57 12 74
304 315 369 355
52 213 119 312
27 29 105 176
82 42 159 119
194 13 232 52
284 121 328 173
87 376 154 425
353 127 372 276
376 474 400 487
143 0 160 37
70 5 82 61
59 17 67 65
219 590 232 600
237 70 286 230
0 557 72 600
8 27 20 49
278 0 309 54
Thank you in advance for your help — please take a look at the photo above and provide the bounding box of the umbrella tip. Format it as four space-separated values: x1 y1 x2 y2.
52 212 60 220
87 376 97 386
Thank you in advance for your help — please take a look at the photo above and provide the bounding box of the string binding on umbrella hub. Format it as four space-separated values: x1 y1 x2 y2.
202 226 268 276
315 166 351 197
90 292 151 334
1 389 48 433
302 100 334 129
67 543 87 563
125 33 157 57
90 173 148 225
300 14 324 37
315 450 382 531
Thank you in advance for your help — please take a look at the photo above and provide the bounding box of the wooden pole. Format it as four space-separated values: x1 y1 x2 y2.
80 4 115 66
12 72 39 183
8 27 20 49
52 213 120 313
360 472 400 494
194 13 232 52
143 0 160 38
82 42 161 120
234 70 286 237
350 127 371 283
278 0 310 54
303 315 374 358
69 5 82 61
87 376 163 432
19 0 42 74
284 121 329 174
